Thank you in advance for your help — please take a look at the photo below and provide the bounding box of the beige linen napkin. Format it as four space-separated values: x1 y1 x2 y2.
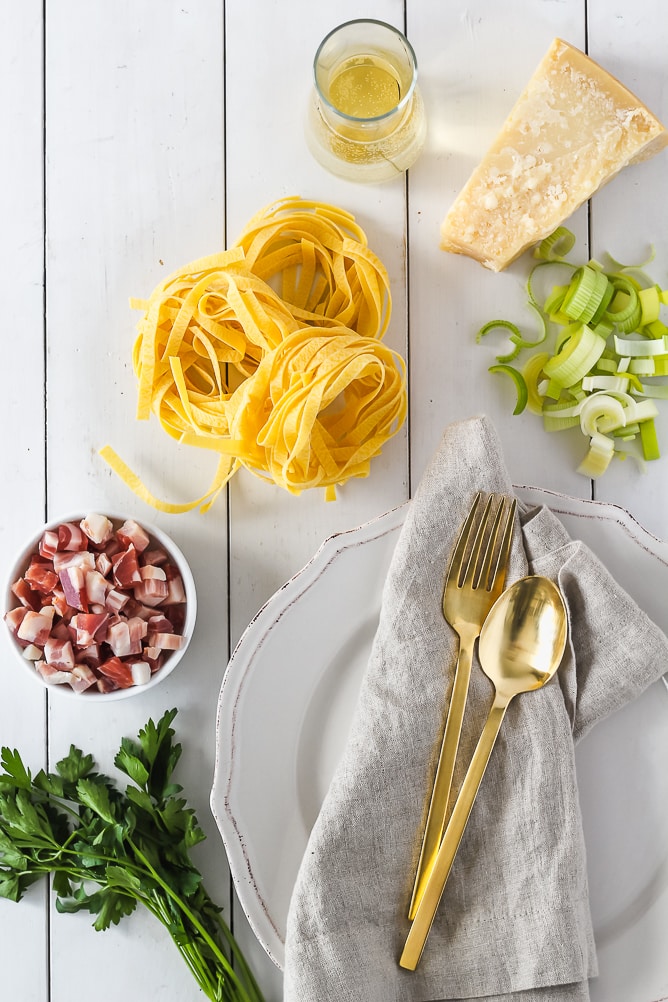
283 415 668 1002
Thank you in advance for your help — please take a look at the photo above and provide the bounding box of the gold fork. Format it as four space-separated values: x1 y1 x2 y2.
408 491 516 919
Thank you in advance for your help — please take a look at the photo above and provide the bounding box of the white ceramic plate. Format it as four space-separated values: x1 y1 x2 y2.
210 486 668 1002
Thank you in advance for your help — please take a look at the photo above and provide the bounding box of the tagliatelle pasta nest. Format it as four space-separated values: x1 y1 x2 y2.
100 197 406 512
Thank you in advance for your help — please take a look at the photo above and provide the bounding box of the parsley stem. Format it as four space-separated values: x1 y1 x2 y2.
129 837 261 1002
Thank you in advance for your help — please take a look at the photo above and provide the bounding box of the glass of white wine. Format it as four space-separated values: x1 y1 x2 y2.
305 19 426 183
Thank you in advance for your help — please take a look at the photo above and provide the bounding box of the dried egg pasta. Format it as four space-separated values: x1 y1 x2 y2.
100 198 404 511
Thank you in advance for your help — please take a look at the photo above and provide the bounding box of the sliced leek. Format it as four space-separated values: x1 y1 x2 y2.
488 364 528 415
477 227 668 479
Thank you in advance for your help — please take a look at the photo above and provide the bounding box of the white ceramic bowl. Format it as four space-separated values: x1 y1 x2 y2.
3 511 197 700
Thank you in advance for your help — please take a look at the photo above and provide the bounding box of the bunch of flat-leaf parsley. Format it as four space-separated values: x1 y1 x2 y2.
0 708 265 1002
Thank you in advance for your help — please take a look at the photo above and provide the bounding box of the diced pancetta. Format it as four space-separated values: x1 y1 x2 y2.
105 620 130 657
37 662 74 685
25 559 59 595
49 619 71 641
73 612 109 647
147 614 174 634
44 637 75 669
147 632 186 651
50 589 71 618
11 577 41 610
95 551 113 577
127 616 148 643
96 674 119 693
53 550 95 573
39 530 59 560
105 588 130 613
79 513 114 546
6 513 188 694
130 661 151 686
97 655 134 688
117 519 150 553
69 663 98 692
21 643 43 661
58 565 88 612
57 522 88 552
17 610 54 647
85 569 110 605
76 643 101 667
141 548 168 566
4 606 29 637
112 546 142 588
142 647 163 672
164 566 186 605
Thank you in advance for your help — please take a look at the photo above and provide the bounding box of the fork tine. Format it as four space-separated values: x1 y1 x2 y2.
460 494 495 588
474 495 507 590
445 492 482 585
488 497 517 594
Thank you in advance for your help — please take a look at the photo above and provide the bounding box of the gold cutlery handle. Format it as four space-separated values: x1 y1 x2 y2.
400 694 510 971
408 632 475 919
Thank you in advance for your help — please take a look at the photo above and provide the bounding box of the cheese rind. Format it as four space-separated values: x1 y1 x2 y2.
440 39 668 272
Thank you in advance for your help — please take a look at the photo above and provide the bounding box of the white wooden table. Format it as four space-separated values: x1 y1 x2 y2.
2 2 667 1000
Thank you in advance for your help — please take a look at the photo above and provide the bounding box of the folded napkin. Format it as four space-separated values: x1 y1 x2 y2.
283 415 668 1002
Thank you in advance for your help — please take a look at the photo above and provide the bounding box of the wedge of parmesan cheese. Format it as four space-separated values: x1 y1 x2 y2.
440 38 668 272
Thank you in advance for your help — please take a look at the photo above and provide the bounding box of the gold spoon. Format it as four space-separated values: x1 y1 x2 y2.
400 575 568 971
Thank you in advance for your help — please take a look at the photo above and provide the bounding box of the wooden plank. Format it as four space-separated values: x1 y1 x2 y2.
44 3 228 1000
223 3 410 997
408 0 588 497
586 0 668 542
0 2 49 999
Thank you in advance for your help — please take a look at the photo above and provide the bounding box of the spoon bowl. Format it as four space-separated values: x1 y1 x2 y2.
478 574 568 699
400 575 568 970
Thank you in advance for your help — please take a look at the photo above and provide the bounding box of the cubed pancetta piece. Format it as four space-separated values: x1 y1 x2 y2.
37 662 74 685
106 620 143 658
44 637 75 669
141 548 168 567
21 643 43 660
39 529 59 560
76 643 101 668
25 558 59 595
105 588 130 613
50 588 71 618
69 663 98 692
134 564 169 605
147 614 174 634
129 661 151 686
164 566 186 605
49 619 72 641
53 550 95 573
11 577 41 610
96 674 119 693
17 610 54 647
72 612 109 647
112 546 141 588
147 631 186 651
79 513 114 546
142 647 163 673
117 519 150 553
85 569 110 605
58 565 88 612
95 551 113 577
4 606 29 637
127 616 148 643
97 655 134 688
57 522 88 552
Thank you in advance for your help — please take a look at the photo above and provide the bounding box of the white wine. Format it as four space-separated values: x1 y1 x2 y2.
327 55 402 118
307 20 426 183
